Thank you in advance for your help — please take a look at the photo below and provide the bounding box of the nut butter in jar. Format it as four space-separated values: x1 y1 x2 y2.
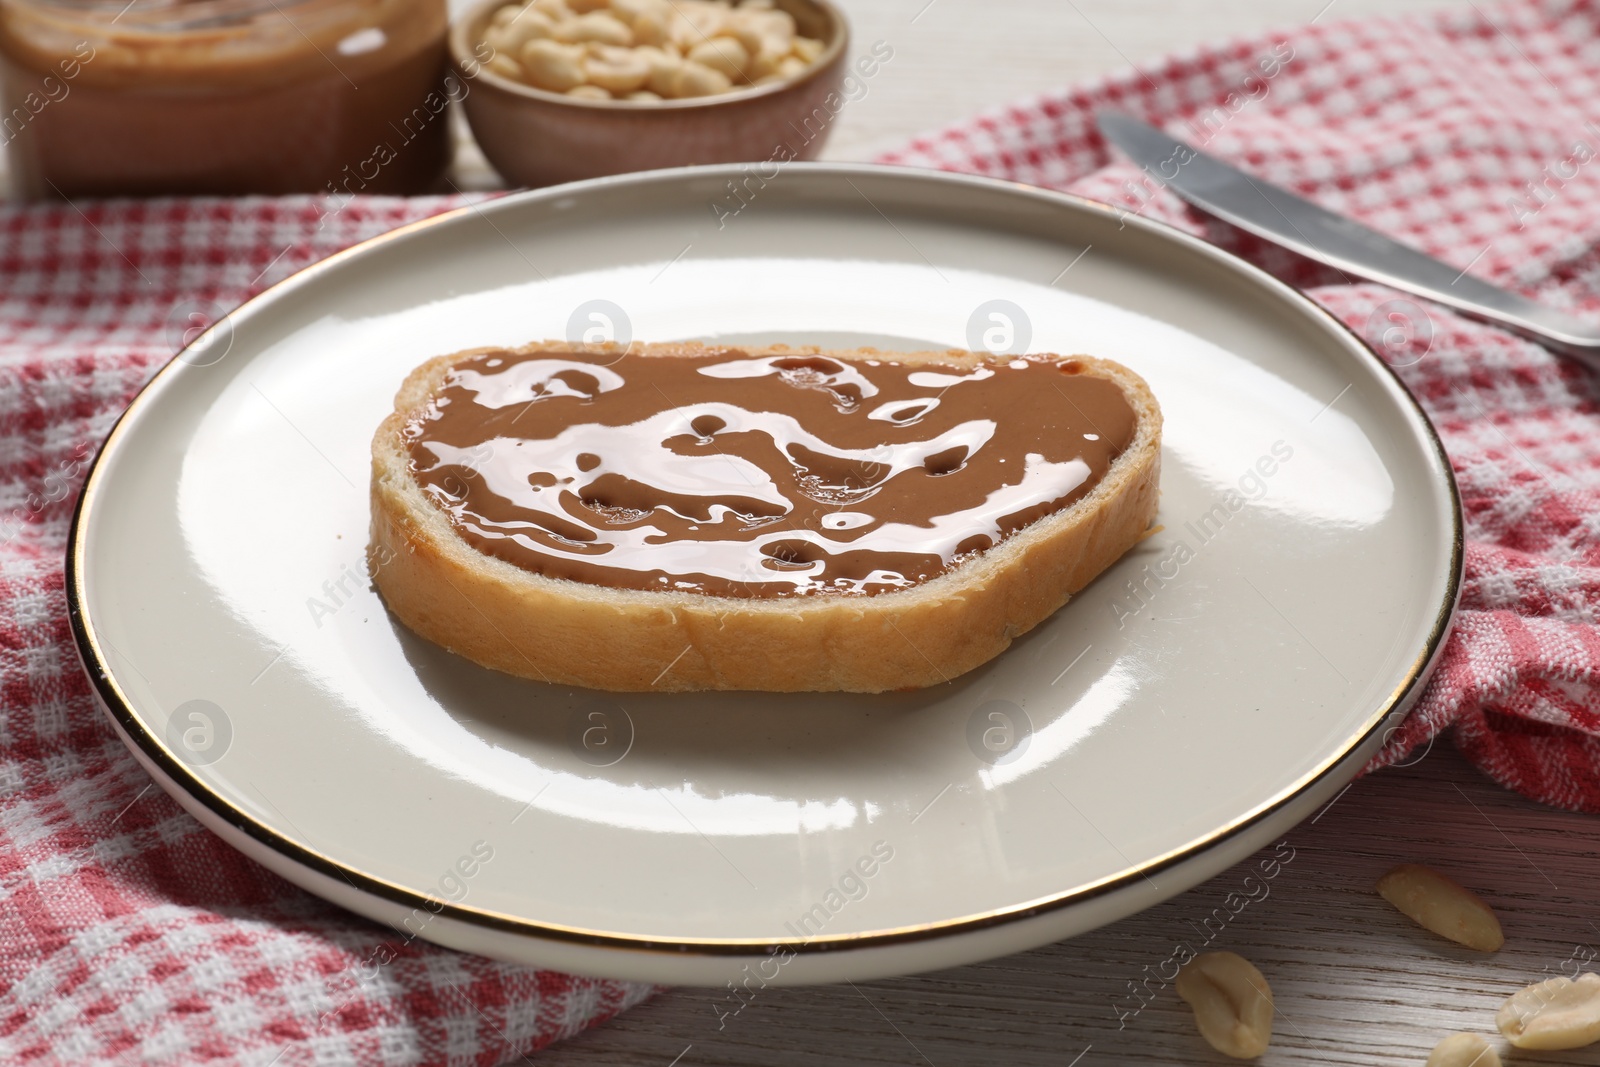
0 0 451 197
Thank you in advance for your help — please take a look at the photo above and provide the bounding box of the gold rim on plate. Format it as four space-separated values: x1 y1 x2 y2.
65 163 1465 957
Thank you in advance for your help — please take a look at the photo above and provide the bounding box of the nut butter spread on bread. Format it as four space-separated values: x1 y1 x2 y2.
369 341 1161 693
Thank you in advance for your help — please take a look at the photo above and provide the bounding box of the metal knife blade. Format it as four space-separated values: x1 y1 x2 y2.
1095 111 1600 364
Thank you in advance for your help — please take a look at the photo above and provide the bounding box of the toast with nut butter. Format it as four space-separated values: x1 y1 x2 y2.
369 340 1161 692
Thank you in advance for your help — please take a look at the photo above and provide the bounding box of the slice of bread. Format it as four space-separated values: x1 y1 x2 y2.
369 341 1161 693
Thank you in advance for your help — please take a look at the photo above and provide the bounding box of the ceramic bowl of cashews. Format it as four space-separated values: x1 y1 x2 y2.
449 0 851 187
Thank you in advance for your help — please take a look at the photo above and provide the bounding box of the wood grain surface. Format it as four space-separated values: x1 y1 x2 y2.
442 0 1469 181
556 747 1600 1066
812 0 1463 161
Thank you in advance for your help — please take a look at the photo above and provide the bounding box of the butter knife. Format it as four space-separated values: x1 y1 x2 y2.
1095 111 1600 367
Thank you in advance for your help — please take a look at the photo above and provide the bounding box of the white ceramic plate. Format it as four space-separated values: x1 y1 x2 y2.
70 164 1460 986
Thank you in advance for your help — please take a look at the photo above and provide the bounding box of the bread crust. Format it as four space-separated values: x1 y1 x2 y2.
369 341 1161 692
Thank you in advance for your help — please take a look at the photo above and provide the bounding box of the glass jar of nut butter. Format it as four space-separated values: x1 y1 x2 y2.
0 0 451 198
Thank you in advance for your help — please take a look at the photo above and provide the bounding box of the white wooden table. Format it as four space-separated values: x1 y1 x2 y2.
448 0 1466 180
558 746 1598 1066
546 2 1600 1065
811 0 1458 162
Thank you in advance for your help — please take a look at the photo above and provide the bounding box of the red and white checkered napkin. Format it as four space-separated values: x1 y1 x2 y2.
0 198 653 1063
882 0 1600 812
3 1 1600 1063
